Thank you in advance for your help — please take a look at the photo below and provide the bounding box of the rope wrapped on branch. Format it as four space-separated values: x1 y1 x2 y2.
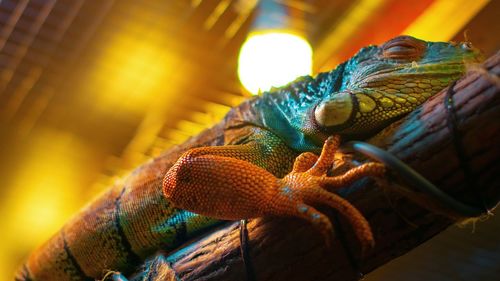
130 53 500 281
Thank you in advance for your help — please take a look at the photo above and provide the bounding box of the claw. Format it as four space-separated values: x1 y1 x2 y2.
301 187 374 251
319 162 385 190
292 152 319 172
309 135 341 176
295 204 335 248
278 135 384 252
101 271 128 281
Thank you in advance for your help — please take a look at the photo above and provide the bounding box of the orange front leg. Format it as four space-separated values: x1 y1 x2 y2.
162 136 385 251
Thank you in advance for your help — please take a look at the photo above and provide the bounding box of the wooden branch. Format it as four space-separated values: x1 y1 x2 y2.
145 53 500 281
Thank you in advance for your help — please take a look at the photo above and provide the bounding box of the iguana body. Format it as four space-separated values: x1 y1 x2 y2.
17 36 481 280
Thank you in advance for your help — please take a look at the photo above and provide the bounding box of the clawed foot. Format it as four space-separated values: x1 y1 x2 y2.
274 135 385 252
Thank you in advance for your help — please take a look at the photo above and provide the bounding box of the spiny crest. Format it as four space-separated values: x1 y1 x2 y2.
261 62 345 110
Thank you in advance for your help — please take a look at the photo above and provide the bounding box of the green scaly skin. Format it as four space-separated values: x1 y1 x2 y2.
17 36 482 281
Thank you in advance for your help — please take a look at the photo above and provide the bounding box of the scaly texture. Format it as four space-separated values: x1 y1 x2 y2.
163 136 385 251
17 36 482 281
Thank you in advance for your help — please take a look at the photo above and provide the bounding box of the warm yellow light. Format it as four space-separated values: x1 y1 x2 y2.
403 0 489 41
86 29 181 114
0 131 92 278
238 32 312 95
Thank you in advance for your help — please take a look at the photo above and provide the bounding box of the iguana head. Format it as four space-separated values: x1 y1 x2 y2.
250 35 482 152
309 35 482 140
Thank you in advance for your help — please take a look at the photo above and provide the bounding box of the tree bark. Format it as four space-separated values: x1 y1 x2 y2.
149 53 500 281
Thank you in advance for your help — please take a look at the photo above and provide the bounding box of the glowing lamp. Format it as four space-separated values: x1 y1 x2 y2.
238 31 312 95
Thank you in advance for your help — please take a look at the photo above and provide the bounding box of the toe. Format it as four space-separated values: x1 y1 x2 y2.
295 204 335 247
309 135 341 176
293 152 319 172
302 187 374 252
319 162 385 189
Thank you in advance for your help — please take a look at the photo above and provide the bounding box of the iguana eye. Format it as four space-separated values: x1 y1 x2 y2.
384 45 415 55
381 36 426 60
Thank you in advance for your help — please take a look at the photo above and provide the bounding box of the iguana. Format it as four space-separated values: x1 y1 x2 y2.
16 36 482 281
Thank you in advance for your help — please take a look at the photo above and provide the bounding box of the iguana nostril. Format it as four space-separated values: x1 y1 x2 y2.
314 92 353 128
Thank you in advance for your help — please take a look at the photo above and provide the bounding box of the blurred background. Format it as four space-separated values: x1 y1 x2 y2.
0 0 498 279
